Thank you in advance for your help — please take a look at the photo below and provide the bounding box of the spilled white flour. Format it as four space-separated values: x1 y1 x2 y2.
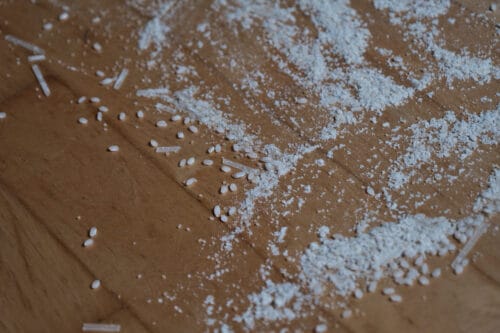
20 0 495 331
389 105 500 189
236 167 499 328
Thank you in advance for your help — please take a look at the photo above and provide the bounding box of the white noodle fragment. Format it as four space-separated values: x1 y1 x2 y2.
28 54 46 62
31 64 50 96
113 69 128 90
5 35 45 54
136 87 170 98
82 323 121 332
452 221 489 271
222 158 258 175
155 146 181 154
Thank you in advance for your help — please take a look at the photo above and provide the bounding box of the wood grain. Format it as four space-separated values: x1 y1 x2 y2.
0 0 499 332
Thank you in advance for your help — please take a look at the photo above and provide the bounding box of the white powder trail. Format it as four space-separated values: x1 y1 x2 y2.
388 106 500 190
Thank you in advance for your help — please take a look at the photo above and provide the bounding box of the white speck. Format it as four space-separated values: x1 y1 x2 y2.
221 166 231 173
93 42 102 53
179 159 186 167
202 159 213 166
341 309 352 319
452 265 464 275
177 131 185 139
353 289 363 299
0 112 7 119
107 145 119 152
98 106 109 112
220 215 228 223
91 279 101 289
156 146 180 154
43 22 53 31
77 96 87 104
367 281 377 293
171 115 182 121
220 185 228 194
418 276 430 286
207 146 215 154
215 144 222 153
100 78 114 86
90 97 100 103
136 110 144 118
156 120 167 128
382 288 395 295
188 125 198 133
58 12 69 21
296 97 308 104
229 183 237 192
232 171 246 179
390 295 402 303
228 207 237 216
213 205 221 217
96 112 103 122
149 139 158 147
95 71 105 77
431 268 442 278
184 178 197 186
89 227 98 238
118 112 126 121
187 157 195 166
315 324 327 333
366 186 375 196
83 238 94 247
78 117 88 125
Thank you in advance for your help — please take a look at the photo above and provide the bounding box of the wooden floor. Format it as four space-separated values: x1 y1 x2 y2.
0 0 499 332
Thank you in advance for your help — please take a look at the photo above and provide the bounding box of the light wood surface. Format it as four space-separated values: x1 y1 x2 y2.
0 1 499 332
